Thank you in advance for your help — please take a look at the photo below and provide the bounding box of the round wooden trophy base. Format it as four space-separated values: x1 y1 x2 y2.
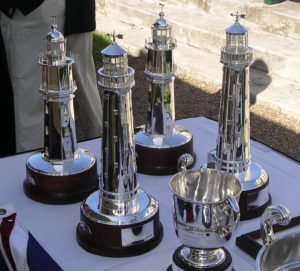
239 162 271 220
240 182 272 221
240 193 272 221
76 190 163 257
135 127 196 175
167 246 232 271
24 150 98 204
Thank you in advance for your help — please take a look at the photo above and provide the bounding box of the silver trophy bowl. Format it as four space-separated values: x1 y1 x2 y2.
169 165 242 270
256 204 297 271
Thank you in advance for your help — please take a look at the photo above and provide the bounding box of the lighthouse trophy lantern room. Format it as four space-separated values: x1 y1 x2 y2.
207 13 271 220
76 33 163 256
135 4 195 175
24 18 98 204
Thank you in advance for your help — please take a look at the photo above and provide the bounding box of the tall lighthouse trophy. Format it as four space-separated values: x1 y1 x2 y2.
76 34 163 256
206 13 271 220
135 4 195 175
24 19 98 204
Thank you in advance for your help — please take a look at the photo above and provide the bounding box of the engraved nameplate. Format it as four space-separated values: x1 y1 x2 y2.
177 224 210 247
121 220 154 247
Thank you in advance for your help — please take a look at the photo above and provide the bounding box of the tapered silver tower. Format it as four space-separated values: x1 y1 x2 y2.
135 4 195 175
207 13 271 220
77 34 163 256
24 18 98 204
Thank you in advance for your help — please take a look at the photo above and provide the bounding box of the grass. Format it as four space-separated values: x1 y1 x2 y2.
92 31 112 64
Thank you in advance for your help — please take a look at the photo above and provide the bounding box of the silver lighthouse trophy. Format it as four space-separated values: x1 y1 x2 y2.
168 155 242 271
24 19 98 204
205 13 271 220
76 34 163 256
135 4 195 175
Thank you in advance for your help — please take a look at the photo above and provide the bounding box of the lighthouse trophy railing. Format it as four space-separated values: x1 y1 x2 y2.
206 13 271 220
135 4 195 175
24 18 98 204
76 33 163 256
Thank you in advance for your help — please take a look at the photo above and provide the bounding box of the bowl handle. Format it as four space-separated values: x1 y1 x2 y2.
260 204 291 246
177 153 194 172
216 195 240 238
222 195 240 236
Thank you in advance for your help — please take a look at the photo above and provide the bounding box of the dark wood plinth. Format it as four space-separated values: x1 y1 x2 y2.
136 139 196 175
24 162 98 204
240 178 271 220
167 246 232 271
76 210 163 257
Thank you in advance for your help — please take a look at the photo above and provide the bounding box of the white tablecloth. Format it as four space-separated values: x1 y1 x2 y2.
0 117 299 270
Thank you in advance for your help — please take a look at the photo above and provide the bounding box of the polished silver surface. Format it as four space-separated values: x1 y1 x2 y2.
179 247 226 268
172 262 234 271
177 153 194 172
98 35 138 201
260 204 291 246
208 150 269 193
26 148 96 176
121 220 154 247
208 13 269 195
170 168 242 269
134 5 193 153
27 19 96 175
135 126 192 148
81 189 159 225
81 36 160 232
256 205 298 271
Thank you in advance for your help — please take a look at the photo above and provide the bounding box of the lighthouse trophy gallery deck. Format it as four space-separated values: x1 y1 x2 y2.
24 19 98 204
76 34 163 256
134 4 195 175
206 13 271 220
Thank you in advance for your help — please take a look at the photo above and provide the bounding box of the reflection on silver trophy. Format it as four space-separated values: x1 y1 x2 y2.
135 4 195 175
205 13 271 220
76 33 163 256
168 155 242 271
24 18 98 204
256 204 298 271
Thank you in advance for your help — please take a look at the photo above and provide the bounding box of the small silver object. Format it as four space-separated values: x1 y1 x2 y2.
256 204 299 271
0 209 7 215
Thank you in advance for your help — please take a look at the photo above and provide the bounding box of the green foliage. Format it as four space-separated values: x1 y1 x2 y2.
92 31 112 64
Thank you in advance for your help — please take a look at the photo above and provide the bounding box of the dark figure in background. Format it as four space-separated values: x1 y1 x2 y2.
0 0 102 157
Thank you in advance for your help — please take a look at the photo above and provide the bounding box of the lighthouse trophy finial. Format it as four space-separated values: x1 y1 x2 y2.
107 31 123 43
159 3 165 17
230 11 246 23
50 15 57 31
